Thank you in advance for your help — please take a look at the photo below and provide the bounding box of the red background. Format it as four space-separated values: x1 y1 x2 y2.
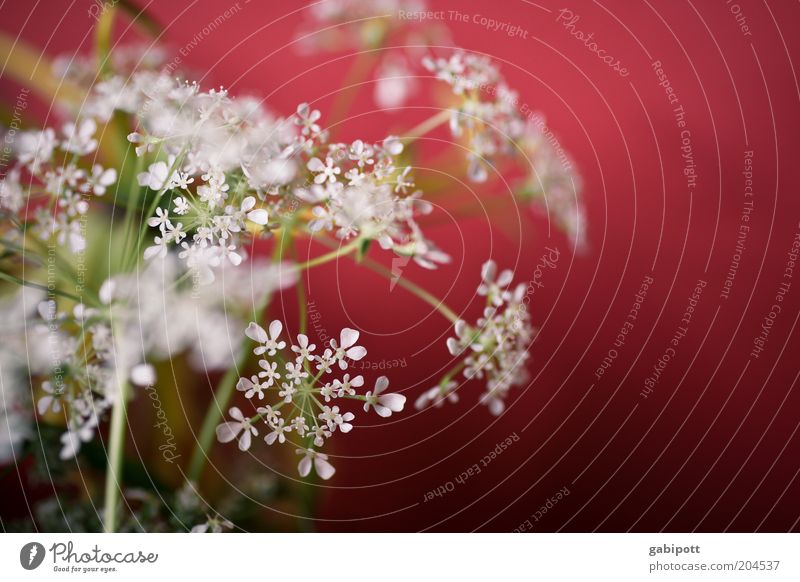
1 0 799 532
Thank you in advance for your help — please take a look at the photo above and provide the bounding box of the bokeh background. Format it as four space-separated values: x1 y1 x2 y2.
1 0 799 532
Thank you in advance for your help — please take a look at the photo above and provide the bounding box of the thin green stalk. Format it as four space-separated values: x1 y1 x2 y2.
294 237 363 271
313 236 460 324
186 362 242 481
0 271 83 303
103 323 130 533
404 110 451 144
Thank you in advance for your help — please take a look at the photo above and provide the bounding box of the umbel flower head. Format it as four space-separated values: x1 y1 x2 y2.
417 260 537 416
216 320 407 479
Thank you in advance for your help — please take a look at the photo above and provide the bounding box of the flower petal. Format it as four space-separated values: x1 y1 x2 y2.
339 327 359 349
314 457 336 480
345 346 367 361
268 319 283 339
298 456 312 477
247 208 269 225
378 393 406 412
216 422 241 443
245 322 267 343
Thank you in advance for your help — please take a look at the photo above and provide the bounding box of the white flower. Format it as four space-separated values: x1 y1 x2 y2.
334 373 363 397
15 128 56 170
138 159 177 190
144 236 169 260
291 333 316 362
61 119 97 155
295 102 321 136
237 375 266 400
364 376 406 417
284 362 308 384
83 165 117 195
216 407 258 451
278 382 297 403
37 381 63 415
296 448 335 480
241 196 269 226
444 263 536 414
307 156 341 184
265 418 291 445
173 196 190 215
477 260 513 306
191 515 233 533
130 363 156 386
246 320 286 356
415 381 459 410
329 328 367 370
147 206 171 229
258 359 281 387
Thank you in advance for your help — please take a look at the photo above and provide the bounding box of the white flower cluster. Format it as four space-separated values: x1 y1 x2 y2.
216 320 406 479
22 253 294 461
301 132 451 269
0 119 116 253
52 64 442 282
417 260 536 416
422 50 586 249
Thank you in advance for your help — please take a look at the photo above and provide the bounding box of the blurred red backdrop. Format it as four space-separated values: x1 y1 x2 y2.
1 0 799 532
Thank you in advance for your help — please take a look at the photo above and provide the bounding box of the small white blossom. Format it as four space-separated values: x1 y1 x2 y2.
364 376 406 417
296 448 335 480
216 407 258 451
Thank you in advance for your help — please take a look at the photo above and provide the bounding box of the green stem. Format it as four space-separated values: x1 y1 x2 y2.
103 323 130 533
294 237 362 271
312 235 460 323
404 110 451 144
0 271 83 304
186 362 242 482
95 5 115 77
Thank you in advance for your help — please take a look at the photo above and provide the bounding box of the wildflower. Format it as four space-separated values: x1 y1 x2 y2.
83 165 117 195
442 261 537 414
237 375 266 400
61 119 98 155
296 448 336 480
307 156 341 184
295 102 321 136
246 320 286 356
329 328 367 370
363 376 406 417
215 407 258 451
